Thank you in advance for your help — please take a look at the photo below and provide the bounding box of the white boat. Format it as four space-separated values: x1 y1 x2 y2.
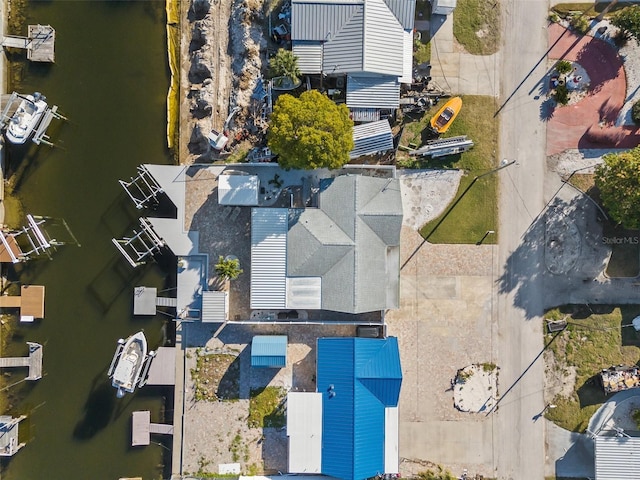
5 93 48 145
107 331 155 398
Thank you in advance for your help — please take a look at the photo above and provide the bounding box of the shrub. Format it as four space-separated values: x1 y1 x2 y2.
555 60 573 75
548 11 559 23
632 99 640 125
570 14 590 35
555 83 569 105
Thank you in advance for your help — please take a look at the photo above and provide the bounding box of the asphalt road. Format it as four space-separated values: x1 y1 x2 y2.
494 0 550 478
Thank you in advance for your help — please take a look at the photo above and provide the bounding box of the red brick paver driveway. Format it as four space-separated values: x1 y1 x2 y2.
547 23 640 155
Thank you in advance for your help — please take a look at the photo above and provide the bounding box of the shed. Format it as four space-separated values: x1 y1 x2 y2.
251 335 288 368
218 174 260 206
350 120 393 158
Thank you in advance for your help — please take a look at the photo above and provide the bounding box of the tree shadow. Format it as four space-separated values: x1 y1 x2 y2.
499 191 611 318
575 36 624 96
540 97 556 122
577 374 607 408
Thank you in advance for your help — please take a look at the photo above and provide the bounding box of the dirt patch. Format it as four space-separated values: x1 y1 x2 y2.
191 351 241 401
179 0 270 165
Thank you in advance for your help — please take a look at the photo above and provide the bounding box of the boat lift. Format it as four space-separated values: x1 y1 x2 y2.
0 92 67 147
112 217 166 268
119 165 164 210
0 214 78 263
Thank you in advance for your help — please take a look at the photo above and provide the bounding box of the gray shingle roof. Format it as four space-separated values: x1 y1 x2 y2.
287 175 402 313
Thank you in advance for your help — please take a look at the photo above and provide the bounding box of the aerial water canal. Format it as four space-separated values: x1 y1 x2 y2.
3 1 173 478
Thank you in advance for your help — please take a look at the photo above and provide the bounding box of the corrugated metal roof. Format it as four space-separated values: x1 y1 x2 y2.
292 1 363 41
317 337 402 480
595 436 640 480
201 291 228 322
350 119 393 158
292 0 408 77
287 392 323 473
350 108 380 122
218 174 259 206
250 208 288 309
251 335 288 368
383 0 415 29
346 75 400 109
293 42 324 74
400 29 413 84
322 8 365 74
362 0 404 75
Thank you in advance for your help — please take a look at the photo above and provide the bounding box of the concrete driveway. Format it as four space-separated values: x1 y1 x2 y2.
386 227 498 479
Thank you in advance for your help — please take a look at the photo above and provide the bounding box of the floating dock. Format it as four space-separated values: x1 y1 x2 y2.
133 286 177 315
1 25 55 62
131 410 174 446
0 342 43 380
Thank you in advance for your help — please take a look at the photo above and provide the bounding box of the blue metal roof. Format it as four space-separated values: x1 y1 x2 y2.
317 337 402 480
251 335 288 368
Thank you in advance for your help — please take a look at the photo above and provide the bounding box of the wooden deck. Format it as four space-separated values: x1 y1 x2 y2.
2 25 55 63
0 285 45 320
27 25 55 62
0 342 43 380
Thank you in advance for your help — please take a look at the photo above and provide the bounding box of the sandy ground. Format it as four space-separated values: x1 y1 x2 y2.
179 0 267 165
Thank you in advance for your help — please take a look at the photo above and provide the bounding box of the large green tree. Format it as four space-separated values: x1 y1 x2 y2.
595 146 640 229
612 5 640 42
268 90 354 170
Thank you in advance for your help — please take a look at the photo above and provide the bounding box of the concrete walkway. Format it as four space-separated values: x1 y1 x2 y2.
428 13 500 96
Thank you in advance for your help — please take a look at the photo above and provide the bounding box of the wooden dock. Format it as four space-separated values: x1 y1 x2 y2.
1 25 55 63
0 342 43 380
0 285 45 322
131 410 173 446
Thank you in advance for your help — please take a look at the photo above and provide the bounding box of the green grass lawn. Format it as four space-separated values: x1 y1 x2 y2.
544 306 640 432
248 386 287 428
399 95 500 243
453 0 501 55
551 2 631 18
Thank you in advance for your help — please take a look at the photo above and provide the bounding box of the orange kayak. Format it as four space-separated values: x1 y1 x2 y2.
429 96 462 134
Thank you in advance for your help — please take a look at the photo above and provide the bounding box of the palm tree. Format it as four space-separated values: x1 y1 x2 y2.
270 48 301 85
215 255 243 280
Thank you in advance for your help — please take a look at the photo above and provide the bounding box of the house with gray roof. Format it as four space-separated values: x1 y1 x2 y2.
250 174 402 315
291 0 416 121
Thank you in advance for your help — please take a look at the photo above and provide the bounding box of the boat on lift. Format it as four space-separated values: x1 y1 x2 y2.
5 93 48 145
108 331 156 398
429 96 462 134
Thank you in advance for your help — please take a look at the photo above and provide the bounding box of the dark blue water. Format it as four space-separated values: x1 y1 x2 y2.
2 1 173 478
